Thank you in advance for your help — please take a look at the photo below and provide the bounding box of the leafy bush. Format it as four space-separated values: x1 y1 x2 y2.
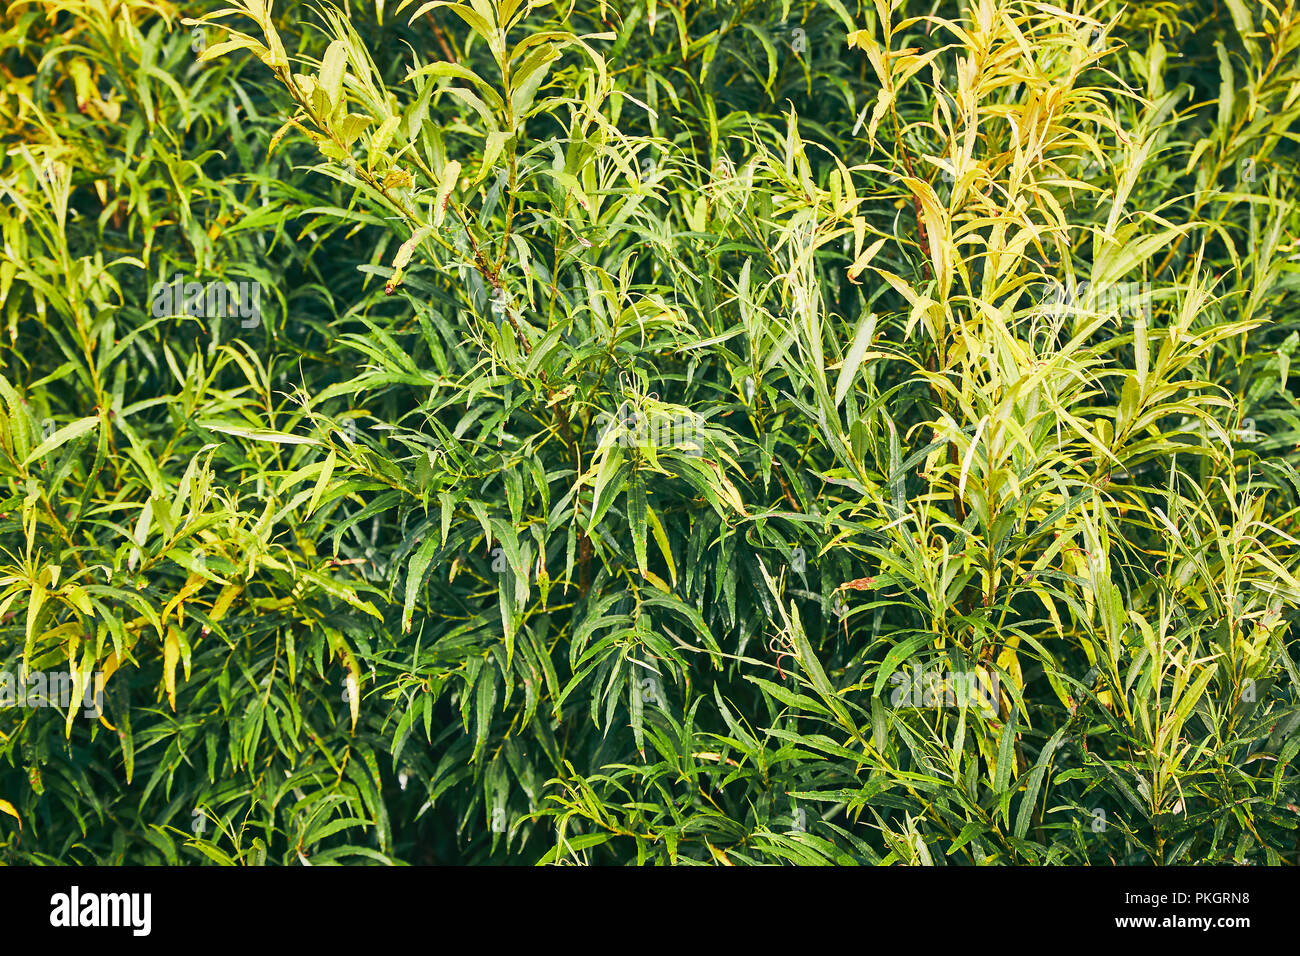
1 0 1298 864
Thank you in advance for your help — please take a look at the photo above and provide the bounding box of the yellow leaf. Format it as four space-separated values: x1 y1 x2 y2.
326 627 360 732
386 226 432 295
847 236 886 282
345 656 359 732
198 35 268 62
210 584 243 621
161 571 206 630
164 626 180 711
996 644 1023 692
0 798 20 830
646 505 677 586
434 160 462 227
308 449 337 517
641 570 672 593
102 652 122 685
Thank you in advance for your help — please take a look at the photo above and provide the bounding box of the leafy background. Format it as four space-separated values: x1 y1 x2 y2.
1 0 1299 864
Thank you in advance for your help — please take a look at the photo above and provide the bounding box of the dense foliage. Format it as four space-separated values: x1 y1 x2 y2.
2 0 1299 864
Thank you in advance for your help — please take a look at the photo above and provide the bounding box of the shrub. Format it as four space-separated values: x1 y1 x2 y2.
1 0 1298 864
